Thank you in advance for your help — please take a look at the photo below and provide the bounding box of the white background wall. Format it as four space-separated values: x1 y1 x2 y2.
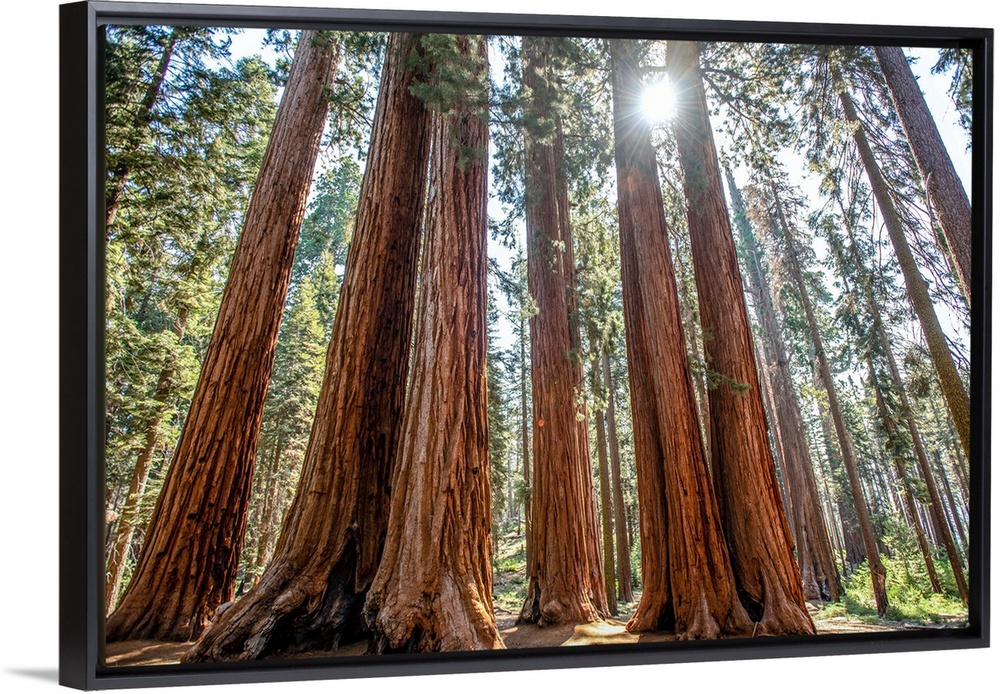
0 1 994 692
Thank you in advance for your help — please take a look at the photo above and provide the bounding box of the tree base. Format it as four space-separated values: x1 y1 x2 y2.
517 579 604 627
183 548 368 662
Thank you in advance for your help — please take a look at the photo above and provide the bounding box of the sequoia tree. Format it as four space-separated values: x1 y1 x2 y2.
518 36 608 626
186 33 433 660
106 31 340 642
668 41 813 635
610 39 751 639
364 35 504 652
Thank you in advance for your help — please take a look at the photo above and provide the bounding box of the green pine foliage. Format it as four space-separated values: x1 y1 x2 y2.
104 25 278 539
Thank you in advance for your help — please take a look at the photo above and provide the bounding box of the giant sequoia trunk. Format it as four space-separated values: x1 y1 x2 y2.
875 46 972 300
727 173 841 602
669 42 813 635
519 36 608 627
185 34 432 661
364 38 503 651
106 32 340 642
603 353 634 603
839 90 970 460
610 40 751 639
769 185 888 617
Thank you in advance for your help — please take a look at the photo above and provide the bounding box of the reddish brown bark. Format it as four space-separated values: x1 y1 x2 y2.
610 40 751 639
185 33 432 660
106 32 340 642
875 46 971 300
518 36 607 627
603 353 634 603
669 42 813 634
365 39 503 651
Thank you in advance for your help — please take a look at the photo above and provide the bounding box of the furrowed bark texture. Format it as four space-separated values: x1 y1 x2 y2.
728 173 841 602
875 46 972 299
670 42 813 635
610 40 751 639
106 32 339 642
604 353 634 603
185 33 432 661
364 36 503 653
519 36 607 627
839 90 970 460
769 185 888 617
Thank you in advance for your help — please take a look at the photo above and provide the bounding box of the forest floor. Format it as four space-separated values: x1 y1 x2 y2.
104 532 965 667
104 604 951 667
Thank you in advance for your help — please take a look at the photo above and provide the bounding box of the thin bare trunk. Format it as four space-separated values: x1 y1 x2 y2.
252 431 287 578
770 181 888 616
603 353 633 603
875 46 971 299
933 450 967 549
840 90 970 460
593 359 618 614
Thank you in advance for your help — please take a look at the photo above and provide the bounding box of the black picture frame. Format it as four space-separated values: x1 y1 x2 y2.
59 1 992 689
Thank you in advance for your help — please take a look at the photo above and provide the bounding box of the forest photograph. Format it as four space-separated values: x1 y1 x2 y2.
101 23 975 667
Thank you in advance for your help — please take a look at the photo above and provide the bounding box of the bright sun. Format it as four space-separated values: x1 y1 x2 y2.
641 79 677 123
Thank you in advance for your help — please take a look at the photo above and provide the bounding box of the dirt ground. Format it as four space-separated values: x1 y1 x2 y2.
105 599 932 667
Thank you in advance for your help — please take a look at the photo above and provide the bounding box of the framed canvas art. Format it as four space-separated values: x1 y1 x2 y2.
59 0 990 689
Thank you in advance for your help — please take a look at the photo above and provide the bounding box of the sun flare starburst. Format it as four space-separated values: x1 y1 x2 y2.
641 78 677 123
